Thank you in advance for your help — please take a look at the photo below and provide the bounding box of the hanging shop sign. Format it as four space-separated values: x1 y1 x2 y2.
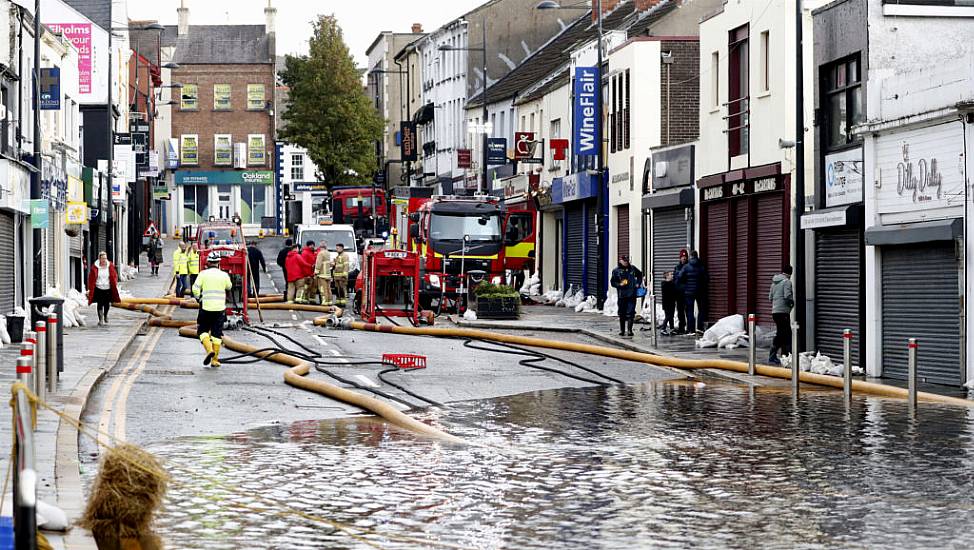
166 138 179 169
152 185 170 200
550 138 569 161
514 132 543 163
175 170 274 186
457 148 472 169
573 66 600 156
825 147 864 207
38 67 60 110
701 175 781 202
650 144 695 191
400 121 417 162
247 134 266 166
487 138 507 165
30 199 48 228
214 134 233 166
65 201 87 224
875 121 965 219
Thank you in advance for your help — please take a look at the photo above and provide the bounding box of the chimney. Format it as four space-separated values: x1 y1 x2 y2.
177 0 189 36
592 0 620 22
411 23 423 34
265 0 277 35
634 0 661 12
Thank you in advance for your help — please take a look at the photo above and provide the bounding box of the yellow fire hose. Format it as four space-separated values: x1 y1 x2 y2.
334 321 974 409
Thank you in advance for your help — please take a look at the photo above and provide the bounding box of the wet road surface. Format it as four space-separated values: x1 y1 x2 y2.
149 381 974 550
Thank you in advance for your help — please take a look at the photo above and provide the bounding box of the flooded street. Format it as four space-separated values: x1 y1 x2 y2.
149 381 974 549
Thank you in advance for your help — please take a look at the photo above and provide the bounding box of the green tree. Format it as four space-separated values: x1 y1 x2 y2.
280 16 382 186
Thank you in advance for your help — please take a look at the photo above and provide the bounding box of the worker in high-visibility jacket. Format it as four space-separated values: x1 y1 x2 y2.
332 242 350 306
173 242 189 297
192 251 233 367
187 243 201 288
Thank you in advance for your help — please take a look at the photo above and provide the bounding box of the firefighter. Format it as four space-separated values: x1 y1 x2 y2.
187 243 201 289
314 242 333 306
173 242 189 297
193 251 233 367
333 242 350 306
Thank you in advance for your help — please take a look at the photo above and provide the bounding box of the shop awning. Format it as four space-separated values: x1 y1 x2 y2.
414 103 434 125
641 187 694 211
864 218 962 246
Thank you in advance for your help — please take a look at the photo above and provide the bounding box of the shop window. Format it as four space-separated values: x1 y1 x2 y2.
180 84 198 110
240 184 266 224
760 31 770 93
291 154 304 181
727 25 749 159
711 52 719 109
182 184 208 223
822 55 863 150
213 84 231 111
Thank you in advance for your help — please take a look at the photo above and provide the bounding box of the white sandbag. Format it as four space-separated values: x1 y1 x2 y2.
575 295 596 313
602 293 618 317
700 314 745 347
718 331 746 349
0 315 10 345
695 336 718 348
1 496 68 531
462 309 478 321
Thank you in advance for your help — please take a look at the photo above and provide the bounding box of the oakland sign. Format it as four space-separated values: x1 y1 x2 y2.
573 66 600 156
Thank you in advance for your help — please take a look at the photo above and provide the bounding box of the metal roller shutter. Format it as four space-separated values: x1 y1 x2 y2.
564 205 584 292
881 242 961 386
703 201 730 322
733 199 750 315
814 228 862 369
0 213 14 314
616 205 630 259
585 202 599 297
45 226 56 291
97 224 107 257
651 208 687 296
754 192 785 326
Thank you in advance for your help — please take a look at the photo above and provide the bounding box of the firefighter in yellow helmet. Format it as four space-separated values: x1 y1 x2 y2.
192 251 232 367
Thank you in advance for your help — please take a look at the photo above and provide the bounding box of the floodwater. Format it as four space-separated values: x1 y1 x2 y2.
150 381 974 549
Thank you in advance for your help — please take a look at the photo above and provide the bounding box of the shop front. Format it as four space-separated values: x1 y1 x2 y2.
802 146 865 370
697 163 789 327
175 170 275 236
643 144 694 296
552 170 601 297
865 120 966 386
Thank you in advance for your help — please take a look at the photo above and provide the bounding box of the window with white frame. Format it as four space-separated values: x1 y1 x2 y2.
291 154 304 181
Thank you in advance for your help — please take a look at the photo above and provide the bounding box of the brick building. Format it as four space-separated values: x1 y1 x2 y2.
164 0 277 235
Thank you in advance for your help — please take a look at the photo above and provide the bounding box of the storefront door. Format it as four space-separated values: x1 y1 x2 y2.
215 185 233 219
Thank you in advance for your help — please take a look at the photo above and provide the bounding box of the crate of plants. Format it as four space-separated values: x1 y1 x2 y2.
473 282 521 319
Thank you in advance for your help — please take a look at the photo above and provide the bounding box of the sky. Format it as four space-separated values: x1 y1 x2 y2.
127 0 487 65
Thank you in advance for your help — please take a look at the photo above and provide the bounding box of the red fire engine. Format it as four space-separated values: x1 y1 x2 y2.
194 221 251 324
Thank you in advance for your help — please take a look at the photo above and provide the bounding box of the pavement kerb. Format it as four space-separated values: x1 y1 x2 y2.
55 270 173 550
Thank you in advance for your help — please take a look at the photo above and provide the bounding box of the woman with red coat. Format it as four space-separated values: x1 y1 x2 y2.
87 251 122 326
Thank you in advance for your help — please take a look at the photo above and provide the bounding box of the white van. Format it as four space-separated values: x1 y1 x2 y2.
295 224 360 272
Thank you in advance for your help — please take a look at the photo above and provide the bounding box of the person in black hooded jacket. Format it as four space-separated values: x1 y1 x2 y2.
677 250 707 334
611 255 643 338
276 238 293 284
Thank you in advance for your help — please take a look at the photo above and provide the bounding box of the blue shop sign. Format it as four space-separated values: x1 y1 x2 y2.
552 171 600 204
573 66 600 156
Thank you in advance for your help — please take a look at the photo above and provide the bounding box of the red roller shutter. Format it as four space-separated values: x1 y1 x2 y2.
703 202 730 322
754 192 787 326
733 199 750 316
616 205 630 259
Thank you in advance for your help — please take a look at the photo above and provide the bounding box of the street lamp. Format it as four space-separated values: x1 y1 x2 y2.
439 20 488 194
538 0 608 308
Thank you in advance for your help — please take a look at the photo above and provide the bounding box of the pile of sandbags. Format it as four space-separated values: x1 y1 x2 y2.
118 264 139 281
780 351 864 377
519 271 541 296
42 287 88 328
539 288 564 305
695 314 746 349
556 286 585 308
574 295 598 313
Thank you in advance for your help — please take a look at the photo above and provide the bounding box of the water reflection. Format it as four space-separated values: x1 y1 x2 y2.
151 381 974 549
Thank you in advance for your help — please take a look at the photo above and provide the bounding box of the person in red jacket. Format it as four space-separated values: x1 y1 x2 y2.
87 251 121 326
285 244 312 303
300 240 318 303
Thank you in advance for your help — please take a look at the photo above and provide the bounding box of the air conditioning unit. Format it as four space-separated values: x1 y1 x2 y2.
233 143 247 169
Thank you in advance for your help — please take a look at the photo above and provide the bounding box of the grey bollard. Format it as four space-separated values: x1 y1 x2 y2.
46 313 58 390
649 294 658 349
35 322 50 394
908 338 918 413
791 322 800 395
843 329 853 404
13 358 37 550
747 314 756 376
19 342 33 397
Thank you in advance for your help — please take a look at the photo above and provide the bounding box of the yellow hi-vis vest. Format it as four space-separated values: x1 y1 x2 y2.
187 250 201 274
173 249 188 275
192 267 232 312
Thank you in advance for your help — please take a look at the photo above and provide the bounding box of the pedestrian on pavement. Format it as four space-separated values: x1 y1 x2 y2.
173 242 189 297
673 249 689 333
610 255 643 338
193 251 233 367
677 250 707 335
314 242 334 305
147 235 163 276
277 238 293 282
87 251 121 326
768 265 795 365
300 241 318 303
661 271 677 335
333 243 350 306
247 240 267 296
285 244 312 303
187 243 201 289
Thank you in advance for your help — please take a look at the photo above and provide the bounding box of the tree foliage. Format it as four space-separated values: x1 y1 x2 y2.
280 16 382 186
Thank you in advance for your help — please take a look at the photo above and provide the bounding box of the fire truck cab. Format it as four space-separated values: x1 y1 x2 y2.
403 193 506 311
194 221 251 323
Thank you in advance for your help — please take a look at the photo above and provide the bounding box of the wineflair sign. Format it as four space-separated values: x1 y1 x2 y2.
175 170 274 185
